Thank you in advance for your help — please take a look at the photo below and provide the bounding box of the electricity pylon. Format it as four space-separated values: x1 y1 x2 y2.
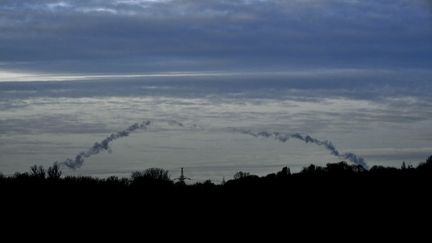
175 168 191 184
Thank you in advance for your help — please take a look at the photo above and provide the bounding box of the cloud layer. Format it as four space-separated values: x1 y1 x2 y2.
0 0 431 73
1 1 431 178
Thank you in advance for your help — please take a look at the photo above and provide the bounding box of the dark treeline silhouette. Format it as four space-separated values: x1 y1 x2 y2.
1 155 432 194
2 156 432 227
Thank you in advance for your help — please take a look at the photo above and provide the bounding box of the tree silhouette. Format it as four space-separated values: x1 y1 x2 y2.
417 155 432 172
276 166 291 178
47 164 62 179
131 168 171 181
233 171 251 180
130 168 172 188
30 165 46 179
1 155 432 201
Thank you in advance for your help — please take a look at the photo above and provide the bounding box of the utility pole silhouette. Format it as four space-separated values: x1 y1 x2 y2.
175 168 191 184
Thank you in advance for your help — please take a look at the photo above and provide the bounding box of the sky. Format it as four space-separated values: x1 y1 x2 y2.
0 0 431 180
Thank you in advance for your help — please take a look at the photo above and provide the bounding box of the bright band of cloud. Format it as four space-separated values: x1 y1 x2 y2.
1 68 423 82
0 70 231 82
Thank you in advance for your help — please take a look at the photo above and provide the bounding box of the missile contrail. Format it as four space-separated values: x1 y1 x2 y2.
235 129 368 169
57 120 198 169
57 121 152 169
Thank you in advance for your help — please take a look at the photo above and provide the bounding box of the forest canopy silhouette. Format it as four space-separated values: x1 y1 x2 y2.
1 155 431 217
1 155 431 193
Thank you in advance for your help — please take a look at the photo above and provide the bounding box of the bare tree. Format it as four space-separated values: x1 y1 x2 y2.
30 165 46 179
47 164 62 179
131 168 171 182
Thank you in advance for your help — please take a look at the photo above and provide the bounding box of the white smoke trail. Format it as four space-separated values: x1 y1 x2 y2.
235 129 368 169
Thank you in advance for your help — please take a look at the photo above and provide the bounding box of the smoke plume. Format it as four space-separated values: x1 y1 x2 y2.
236 129 368 169
57 120 151 169
57 120 198 169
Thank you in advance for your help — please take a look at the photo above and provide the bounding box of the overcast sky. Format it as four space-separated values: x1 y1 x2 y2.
1 1 432 177
0 0 431 76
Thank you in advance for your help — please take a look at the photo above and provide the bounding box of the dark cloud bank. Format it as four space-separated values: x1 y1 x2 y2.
0 0 431 74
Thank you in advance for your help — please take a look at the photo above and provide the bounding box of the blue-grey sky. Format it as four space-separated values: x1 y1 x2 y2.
0 1 431 179
0 0 431 74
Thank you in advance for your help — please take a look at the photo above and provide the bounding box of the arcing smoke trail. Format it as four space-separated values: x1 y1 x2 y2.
236 129 368 169
58 120 198 169
58 121 152 169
